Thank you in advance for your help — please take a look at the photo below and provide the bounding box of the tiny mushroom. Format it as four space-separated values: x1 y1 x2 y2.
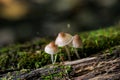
55 32 73 61
72 34 82 59
44 41 58 64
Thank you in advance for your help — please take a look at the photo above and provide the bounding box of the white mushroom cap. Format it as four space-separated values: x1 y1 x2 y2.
72 34 82 48
55 32 73 47
45 41 58 54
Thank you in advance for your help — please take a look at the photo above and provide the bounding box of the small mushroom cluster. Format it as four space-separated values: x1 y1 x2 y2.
44 32 82 64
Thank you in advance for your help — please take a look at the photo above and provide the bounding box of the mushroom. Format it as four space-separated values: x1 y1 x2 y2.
55 32 73 61
72 34 82 59
44 41 58 64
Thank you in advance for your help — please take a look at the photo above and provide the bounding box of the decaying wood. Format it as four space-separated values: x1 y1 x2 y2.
64 57 97 65
1 47 120 80
72 48 120 80
22 67 65 79
74 58 120 80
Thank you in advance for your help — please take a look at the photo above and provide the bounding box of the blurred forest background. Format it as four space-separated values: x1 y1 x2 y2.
0 0 120 46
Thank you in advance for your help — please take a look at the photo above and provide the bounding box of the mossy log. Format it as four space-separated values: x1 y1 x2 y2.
1 45 119 80
0 26 120 79
0 26 120 70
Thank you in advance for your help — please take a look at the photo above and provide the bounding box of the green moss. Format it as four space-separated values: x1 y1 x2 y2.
17 51 51 69
79 26 120 57
0 26 120 70
0 54 9 70
41 65 72 80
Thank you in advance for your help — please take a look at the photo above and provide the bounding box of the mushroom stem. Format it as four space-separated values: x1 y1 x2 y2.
65 46 71 61
74 48 80 59
51 54 54 64
53 54 57 64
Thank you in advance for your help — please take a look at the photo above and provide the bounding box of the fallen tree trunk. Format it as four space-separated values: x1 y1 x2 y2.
73 58 120 80
1 46 120 80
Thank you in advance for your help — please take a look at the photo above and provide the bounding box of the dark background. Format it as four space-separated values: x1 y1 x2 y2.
0 0 120 46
